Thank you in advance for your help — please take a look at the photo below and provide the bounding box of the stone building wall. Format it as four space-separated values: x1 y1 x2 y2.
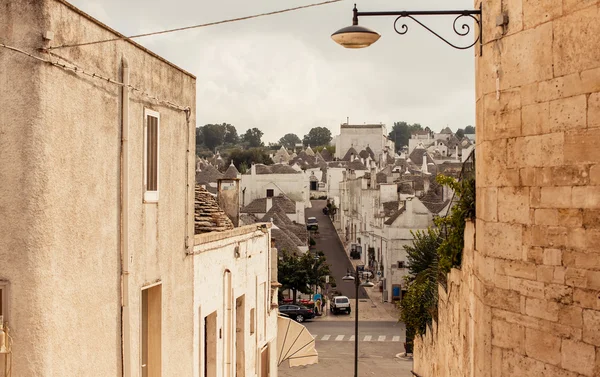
414 0 600 376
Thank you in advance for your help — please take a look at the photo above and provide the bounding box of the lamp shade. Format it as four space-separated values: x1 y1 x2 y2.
331 25 381 48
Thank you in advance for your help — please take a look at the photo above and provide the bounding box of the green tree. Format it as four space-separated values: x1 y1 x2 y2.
278 250 311 302
201 124 225 151
464 125 475 134
455 128 465 139
223 124 239 145
303 251 332 291
242 127 264 148
303 127 332 147
227 148 273 170
388 122 423 151
278 133 302 149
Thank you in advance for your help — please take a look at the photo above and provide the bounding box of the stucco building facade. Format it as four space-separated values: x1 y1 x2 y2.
414 1 600 376
334 123 395 160
0 1 196 376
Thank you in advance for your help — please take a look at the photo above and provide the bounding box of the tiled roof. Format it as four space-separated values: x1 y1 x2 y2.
384 205 406 225
194 185 234 234
241 194 296 214
341 147 359 161
196 164 224 185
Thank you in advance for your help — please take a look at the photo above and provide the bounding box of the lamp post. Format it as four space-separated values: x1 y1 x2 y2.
342 270 374 377
331 3 482 54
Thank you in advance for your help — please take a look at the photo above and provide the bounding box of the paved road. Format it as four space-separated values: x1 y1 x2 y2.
307 200 368 299
279 320 412 377
304 320 405 342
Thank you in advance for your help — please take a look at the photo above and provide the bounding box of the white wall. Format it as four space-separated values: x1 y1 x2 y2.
335 125 389 159
193 225 278 377
241 172 309 208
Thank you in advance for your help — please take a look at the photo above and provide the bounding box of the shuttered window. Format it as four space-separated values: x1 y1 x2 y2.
144 109 160 202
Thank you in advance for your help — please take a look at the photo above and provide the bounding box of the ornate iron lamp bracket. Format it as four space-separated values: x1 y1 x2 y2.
354 4 483 54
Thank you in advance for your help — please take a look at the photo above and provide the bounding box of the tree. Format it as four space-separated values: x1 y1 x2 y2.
455 128 465 139
201 124 225 151
303 127 332 147
242 127 264 148
388 121 423 151
227 148 273 170
278 133 301 149
278 250 311 303
464 125 475 134
303 251 332 291
223 124 239 145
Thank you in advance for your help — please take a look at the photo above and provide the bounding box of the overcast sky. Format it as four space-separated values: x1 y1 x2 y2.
70 0 476 143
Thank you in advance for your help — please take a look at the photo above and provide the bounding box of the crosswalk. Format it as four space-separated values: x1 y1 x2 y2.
312 334 402 342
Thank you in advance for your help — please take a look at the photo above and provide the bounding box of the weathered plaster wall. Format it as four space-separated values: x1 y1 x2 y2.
415 1 600 376
335 124 394 159
0 0 196 376
192 225 278 377
241 172 309 208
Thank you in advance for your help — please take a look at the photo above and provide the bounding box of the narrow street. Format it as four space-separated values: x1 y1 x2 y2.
278 321 413 377
307 200 368 299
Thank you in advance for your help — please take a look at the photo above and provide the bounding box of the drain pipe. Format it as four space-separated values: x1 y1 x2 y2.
120 57 132 377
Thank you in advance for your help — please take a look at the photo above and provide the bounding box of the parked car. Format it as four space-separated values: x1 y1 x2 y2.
278 304 315 323
306 217 319 231
331 296 351 314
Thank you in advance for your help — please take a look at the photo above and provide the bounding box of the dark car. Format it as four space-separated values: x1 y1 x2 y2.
278 304 315 323
306 217 319 231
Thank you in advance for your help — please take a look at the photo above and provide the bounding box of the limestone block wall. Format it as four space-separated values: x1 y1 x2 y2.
415 1 600 376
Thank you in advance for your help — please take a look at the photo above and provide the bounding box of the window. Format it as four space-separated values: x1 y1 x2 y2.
249 308 255 335
144 109 160 202
266 189 274 198
141 284 162 377
0 282 7 322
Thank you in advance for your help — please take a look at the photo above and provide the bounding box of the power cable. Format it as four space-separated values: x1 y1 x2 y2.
47 0 344 50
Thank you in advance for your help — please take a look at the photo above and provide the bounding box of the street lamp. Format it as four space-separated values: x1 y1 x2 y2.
342 270 374 377
331 3 483 53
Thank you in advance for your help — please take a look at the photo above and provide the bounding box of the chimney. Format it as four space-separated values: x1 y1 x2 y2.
422 153 428 173
217 178 240 227
351 153 355 162
455 145 460 160
266 197 273 213
342 170 347 181
370 167 376 189
405 197 413 214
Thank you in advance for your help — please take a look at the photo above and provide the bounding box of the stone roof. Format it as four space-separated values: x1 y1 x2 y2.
408 148 435 167
347 159 368 170
194 185 234 234
341 147 359 161
320 148 333 161
383 201 400 217
271 228 300 254
305 146 315 156
253 163 299 174
196 164 224 185
274 146 291 163
384 205 406 225
239 213 260 226
440 127 453 134
420 189 450 214
327 161 348 168
241 194 296 214
359 150 370 159
376 172 388 184
223 163 240 179
365 146 375 159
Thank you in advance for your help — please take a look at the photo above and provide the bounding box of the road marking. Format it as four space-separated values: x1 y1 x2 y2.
348 335 355 341
363 335 372 341
378 335 386 342
392 336 400 342
321 335 330 341
335 335 345 341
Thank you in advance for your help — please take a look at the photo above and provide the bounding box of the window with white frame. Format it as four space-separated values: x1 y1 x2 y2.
144 109 160 202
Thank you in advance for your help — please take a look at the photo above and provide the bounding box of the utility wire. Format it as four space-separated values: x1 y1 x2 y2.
48 0 344 50
1 42 190 111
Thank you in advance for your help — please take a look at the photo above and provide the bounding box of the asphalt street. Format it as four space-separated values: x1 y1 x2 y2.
307 200 368 299
278 320 412 377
